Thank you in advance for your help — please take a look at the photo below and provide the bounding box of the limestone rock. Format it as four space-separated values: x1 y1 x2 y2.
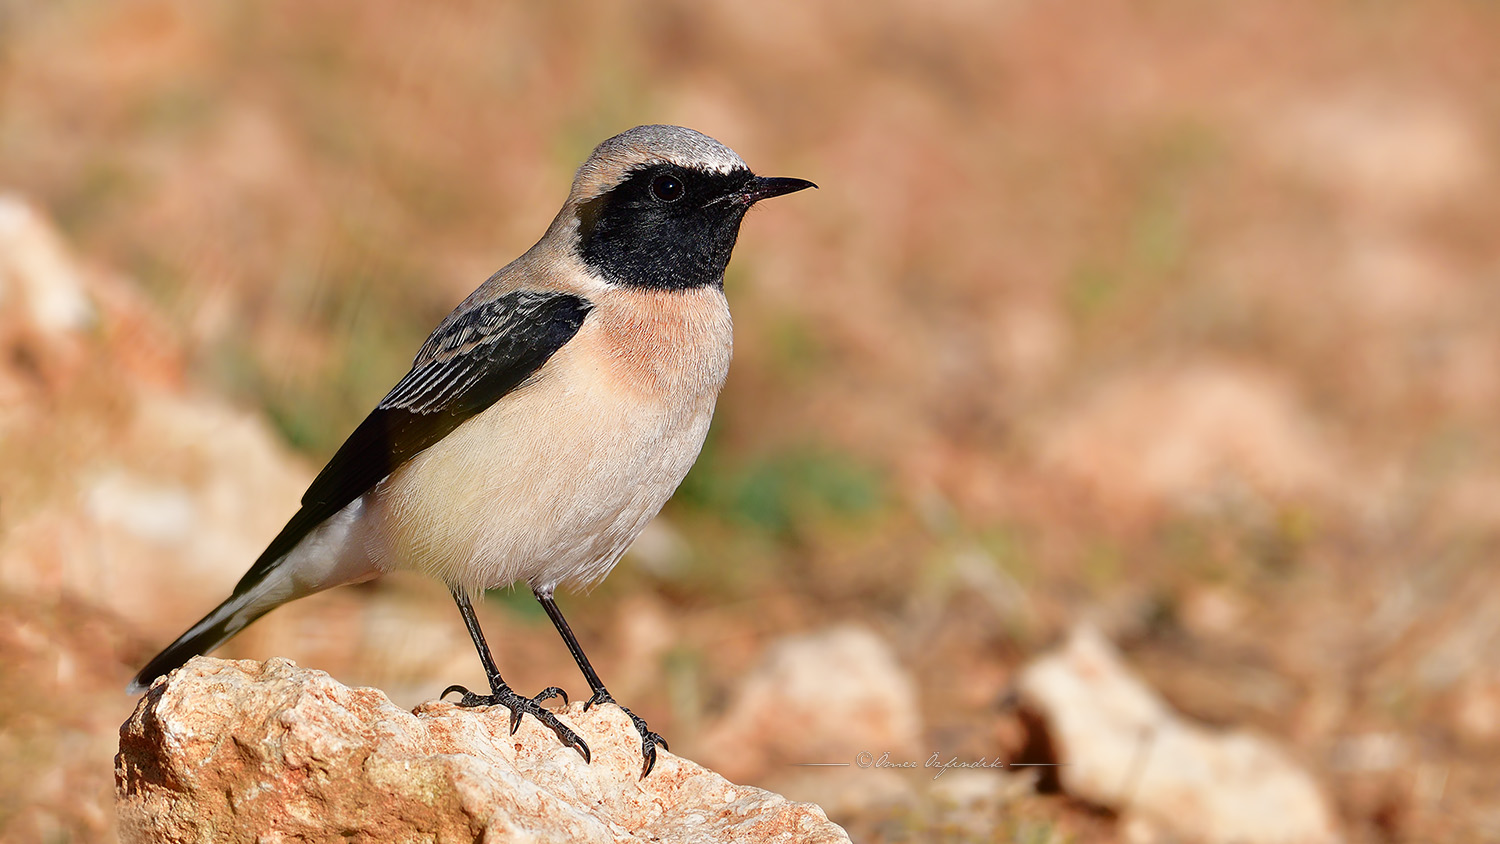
117 657 850 844
1015 626 1338 844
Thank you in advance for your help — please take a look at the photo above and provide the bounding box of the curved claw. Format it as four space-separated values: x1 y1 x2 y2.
588 697 670 778
442 684 489 707
527 706 591 764
441 682 590 763
640 730 670 777
534 686 569 706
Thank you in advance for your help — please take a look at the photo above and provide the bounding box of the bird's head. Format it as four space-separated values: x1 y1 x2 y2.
555 125 815 291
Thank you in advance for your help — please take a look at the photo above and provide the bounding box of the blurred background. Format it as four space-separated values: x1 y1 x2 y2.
2 1 1498 841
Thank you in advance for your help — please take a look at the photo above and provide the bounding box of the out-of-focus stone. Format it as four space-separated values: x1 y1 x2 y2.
0 193 312 643
1039 363 1339 512
1180 585 1249 639
0 195 95 335
1452 675 1500 746
698 625 923 783
1328 732 1409 774
117 657 850 844
0 594 138 844
1258 92 1486 219
1015 625 1338 844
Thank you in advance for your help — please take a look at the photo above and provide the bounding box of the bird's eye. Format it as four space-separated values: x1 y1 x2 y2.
650 174 685 203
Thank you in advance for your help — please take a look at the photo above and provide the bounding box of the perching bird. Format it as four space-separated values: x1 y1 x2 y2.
129 125 814 776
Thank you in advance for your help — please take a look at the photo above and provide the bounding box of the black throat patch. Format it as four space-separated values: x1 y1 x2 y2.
577 164 756 291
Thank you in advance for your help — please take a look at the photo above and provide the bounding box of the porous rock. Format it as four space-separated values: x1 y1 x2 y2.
116 657 850 843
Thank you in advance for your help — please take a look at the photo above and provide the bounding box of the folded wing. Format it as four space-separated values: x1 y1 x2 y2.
230 290 593 597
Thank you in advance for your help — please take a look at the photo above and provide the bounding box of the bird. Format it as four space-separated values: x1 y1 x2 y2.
129 125 815 777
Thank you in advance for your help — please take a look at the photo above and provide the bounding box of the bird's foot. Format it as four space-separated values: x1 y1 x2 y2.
442 682 590 763
585 689 669 777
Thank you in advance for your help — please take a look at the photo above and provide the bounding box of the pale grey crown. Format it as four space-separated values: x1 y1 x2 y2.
570 125 750 202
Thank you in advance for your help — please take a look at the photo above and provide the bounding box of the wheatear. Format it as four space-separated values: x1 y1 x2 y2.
130 125 814 775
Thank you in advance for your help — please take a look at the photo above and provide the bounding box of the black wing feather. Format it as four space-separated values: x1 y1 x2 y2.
230 290 592 596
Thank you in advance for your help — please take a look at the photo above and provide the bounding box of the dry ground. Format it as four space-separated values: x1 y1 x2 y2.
2 1 1498 841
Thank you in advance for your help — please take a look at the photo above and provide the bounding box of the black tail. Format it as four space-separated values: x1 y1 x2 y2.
127 580 280 694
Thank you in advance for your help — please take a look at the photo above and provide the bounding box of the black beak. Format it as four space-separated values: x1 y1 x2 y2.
734 176 817 205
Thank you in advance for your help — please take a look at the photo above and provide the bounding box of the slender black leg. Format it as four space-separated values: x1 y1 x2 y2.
535 588 668 777
441 589 590 763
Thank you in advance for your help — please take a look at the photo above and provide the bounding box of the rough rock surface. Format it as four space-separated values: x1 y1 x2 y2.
1016 626 1338 844
117 657 850 844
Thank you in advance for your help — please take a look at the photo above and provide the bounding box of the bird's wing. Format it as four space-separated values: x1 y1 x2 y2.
230 289 593 596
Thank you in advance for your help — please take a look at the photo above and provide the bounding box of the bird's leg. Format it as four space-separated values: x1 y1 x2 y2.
534 588 668 777
442 588 590 763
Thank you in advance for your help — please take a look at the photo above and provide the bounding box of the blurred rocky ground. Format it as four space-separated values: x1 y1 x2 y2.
3 1 1500 842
